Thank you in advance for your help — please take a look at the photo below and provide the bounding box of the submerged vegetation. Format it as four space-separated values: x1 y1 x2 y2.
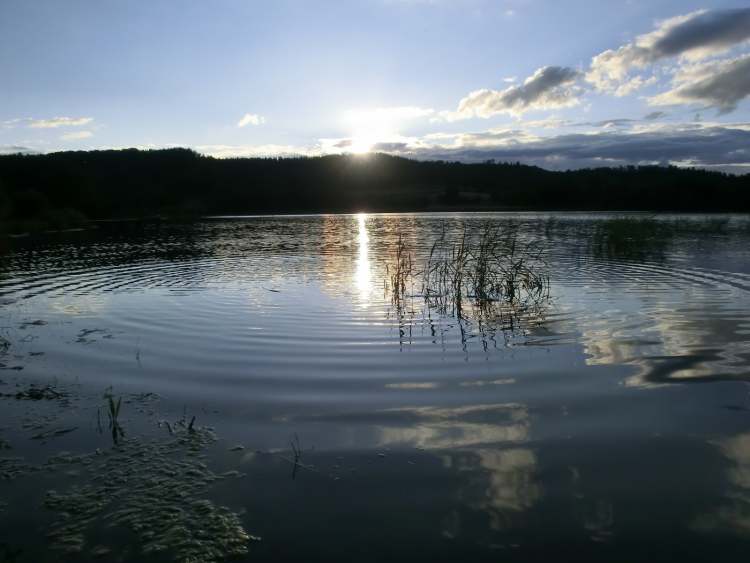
44 424 257 560
1 149 750 233
591 216 674 261
590 215 735 261
0 379 259 562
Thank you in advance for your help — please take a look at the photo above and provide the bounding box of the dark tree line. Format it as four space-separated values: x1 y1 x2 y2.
0 148 748 231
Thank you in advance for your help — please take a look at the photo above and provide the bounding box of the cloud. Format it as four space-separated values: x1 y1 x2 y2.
649 54 750 114
28 116 93 128
644 111 667 120
587 118 637 129
1 118 24 129
237 113 265 127
196 119 750 173
196 143 318 158
61 130 94 141
0 145 38 155
380 123 750 173
446 66 582 120
588 8 750 94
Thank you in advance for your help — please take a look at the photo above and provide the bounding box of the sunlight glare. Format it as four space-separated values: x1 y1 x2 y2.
343 109 398 154
354 213 372 302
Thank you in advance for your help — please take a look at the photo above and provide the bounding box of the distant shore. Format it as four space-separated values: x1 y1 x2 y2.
1 148 749 235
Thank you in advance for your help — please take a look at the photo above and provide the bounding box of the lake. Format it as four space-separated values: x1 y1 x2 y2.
2 212 750 562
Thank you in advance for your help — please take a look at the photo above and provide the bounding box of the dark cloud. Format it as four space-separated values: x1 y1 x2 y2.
371 142 409 152
394 126 750 173
650 8 750 60
644 111 667 120
588 8 750 95
651 55 750 113
0 145 37 155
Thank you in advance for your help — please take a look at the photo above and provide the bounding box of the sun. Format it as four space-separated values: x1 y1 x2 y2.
342 110 396 154
348 131 378 154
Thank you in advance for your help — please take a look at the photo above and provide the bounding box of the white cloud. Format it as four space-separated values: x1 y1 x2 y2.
237 113 265 127
61 130 94 141
1 118 24 129
28 116 93 128
445 66 582 120
196 143 317 158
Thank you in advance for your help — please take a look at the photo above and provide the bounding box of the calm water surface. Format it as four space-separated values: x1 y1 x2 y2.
2 213 750 562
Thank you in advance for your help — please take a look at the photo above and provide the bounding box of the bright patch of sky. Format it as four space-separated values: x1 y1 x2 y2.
1 0 750 171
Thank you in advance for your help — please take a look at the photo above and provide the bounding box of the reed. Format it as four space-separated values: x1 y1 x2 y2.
103 388 124 444
385 233 414 305
388 221 550 329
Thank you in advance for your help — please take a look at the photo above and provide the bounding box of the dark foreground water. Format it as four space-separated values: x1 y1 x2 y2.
2 213 750 562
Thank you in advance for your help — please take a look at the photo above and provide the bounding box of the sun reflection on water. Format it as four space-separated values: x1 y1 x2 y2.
354 213 372 303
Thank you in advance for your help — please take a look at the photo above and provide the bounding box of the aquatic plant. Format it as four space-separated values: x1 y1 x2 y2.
290 433 302 480
0 542 22 563
385 233 413 306
0 456 38 481
102 388 125 444
388 222 550 329
44 423 258 561
591 216 672 261
8 384 67 401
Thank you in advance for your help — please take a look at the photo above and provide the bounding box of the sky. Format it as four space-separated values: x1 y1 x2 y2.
2 0 750 172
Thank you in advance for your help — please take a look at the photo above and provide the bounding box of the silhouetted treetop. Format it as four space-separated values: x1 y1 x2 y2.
0 148 747 232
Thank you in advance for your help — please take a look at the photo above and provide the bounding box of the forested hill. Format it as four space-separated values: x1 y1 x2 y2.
1 148 749 231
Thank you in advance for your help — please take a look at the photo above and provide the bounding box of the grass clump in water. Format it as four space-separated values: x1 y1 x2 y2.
387 221 550 331
99 388 125 444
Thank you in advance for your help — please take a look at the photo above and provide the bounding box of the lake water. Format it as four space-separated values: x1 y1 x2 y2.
2 213 750 562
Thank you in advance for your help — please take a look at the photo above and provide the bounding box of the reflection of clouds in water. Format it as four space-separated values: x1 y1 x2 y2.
374 402 540 533
695 433 750 535
462 448 540 515
460 378 516 387
384 382 439 389
376 403 529 450
575 282 750 386
444 448 540 533
48 294 110 317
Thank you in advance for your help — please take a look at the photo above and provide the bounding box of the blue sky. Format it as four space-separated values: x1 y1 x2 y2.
2 0 750 171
